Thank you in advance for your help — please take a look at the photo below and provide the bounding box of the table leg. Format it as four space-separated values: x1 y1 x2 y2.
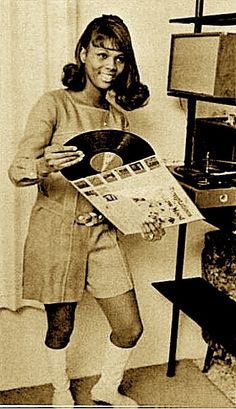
167 224 187 377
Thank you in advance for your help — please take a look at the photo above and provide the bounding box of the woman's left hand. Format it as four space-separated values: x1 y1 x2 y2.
141 215 166 242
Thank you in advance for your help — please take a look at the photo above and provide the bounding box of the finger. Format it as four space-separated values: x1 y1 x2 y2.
141 221 165 241
143 232 162 242
142 221 157 235
63 145 79 152
148 221 165 235
46 147 83 156
146 217 165 235
64 149 84 158
50 144 78 152
141 223 155 240
141 222 151 235
148 222 159 234
45 149 84 165
46 151 84 161
59 156 85 169
57 145 83 154
46 154 84 170
141 230 156 241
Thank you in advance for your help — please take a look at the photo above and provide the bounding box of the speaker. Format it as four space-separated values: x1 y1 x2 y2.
168 32 236 98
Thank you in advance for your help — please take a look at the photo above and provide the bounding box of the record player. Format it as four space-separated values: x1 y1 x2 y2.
170 116 236 222
172 159 236 190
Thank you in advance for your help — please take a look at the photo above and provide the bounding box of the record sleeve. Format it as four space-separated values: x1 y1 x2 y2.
61 130 203 235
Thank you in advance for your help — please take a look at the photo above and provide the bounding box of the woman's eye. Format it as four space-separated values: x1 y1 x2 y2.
97 53 107 59
116 56 125 64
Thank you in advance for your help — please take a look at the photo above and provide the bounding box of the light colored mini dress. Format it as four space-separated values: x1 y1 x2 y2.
9 89 134 304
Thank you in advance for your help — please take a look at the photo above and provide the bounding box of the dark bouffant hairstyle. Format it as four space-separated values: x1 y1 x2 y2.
62 15 149 111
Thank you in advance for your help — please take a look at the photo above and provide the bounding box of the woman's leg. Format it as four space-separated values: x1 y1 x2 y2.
95 289 143 347
91 289 143 406
44 302 77 408
45 302 77 349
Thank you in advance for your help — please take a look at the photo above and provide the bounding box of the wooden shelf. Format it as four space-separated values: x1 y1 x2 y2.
152 278 236 356
167 91 236 106
170 12 236 26
161 2 236 377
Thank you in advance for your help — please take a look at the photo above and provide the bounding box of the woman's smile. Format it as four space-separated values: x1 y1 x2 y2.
99 72 116 83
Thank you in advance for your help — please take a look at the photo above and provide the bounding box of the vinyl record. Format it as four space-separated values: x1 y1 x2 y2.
60 129 155 181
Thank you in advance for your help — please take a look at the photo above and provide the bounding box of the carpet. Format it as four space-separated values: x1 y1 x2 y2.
194 357 236 406
0 359 233 407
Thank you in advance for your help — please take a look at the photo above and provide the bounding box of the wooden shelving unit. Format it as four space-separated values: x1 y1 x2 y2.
152 278 236 357
167 91 236 106
170 12 236 26
152 0 236 377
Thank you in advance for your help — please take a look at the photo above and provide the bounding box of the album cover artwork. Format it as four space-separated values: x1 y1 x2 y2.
61 130 203 235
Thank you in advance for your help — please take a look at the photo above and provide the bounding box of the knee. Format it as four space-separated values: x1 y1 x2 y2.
44 302 76 349
129 321 144 346
45 321 74 349
112 321 144 348
45 316 74 349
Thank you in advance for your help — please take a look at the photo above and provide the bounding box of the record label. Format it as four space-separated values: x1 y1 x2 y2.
90 151 123 172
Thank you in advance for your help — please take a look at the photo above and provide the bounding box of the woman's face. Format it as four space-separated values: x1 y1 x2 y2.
80 38 126 91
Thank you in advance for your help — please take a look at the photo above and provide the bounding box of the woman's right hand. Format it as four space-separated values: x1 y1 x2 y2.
42 144 85 173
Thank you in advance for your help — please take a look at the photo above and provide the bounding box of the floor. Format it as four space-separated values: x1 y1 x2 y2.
194 354 236 406
0 359 234 408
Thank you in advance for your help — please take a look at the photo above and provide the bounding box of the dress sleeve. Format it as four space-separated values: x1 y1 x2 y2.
8 92 57 186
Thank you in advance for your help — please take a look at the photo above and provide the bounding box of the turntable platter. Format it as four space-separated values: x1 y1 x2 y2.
172 161 236 188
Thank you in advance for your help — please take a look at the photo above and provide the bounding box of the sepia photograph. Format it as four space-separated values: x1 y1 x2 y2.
1 0 236 408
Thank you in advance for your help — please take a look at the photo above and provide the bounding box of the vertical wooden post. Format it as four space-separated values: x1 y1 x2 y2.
166 0 205 377
167 223 187 377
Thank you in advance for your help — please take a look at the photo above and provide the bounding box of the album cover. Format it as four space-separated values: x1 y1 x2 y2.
61 130 203 235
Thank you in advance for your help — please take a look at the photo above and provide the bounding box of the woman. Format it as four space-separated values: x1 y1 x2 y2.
9 15 165 407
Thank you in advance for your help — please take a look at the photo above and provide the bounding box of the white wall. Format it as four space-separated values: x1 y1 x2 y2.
1 0 236 391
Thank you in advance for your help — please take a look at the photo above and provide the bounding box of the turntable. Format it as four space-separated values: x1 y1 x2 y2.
172 160 236 189
169 116 236 211
170 160 236 209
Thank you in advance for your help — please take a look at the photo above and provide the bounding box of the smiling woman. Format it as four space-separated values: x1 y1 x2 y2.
62 15 149 111
79 42 126 90
8 13 165 408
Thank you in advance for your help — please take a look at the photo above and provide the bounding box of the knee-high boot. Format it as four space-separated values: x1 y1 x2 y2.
91 335 138 407
45 345 74 408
